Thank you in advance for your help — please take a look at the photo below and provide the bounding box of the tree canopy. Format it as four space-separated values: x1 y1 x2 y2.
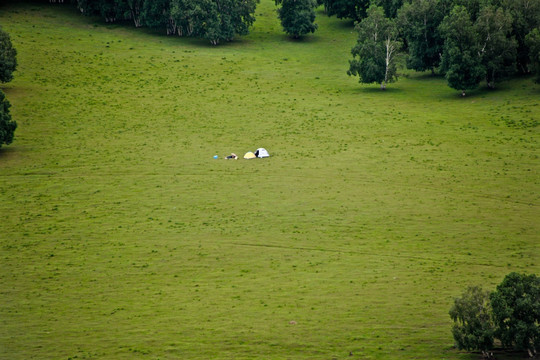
397 0 450 74
337 0 540 92
475 5 516 88
275 0 318 39
73 0 259 45
0 27 17 148
490 272 540 355
0 90 16 149
450 273 540 358
439 5 485 95
526 28 540 84
347 5 401 90
0 26 17 83
449 286 495 352
321 0 370 22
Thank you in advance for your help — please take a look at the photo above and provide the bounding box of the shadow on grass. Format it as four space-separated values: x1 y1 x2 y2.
403 71 445 81
0 145 17 160
438 83 521 101
316 9 356 29
279 33 322 44
348 85 405 95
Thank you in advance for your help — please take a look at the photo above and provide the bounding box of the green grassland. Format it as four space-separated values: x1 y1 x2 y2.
0 1 539 359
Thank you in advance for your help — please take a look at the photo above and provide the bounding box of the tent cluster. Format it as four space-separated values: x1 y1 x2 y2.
244 148 270 159
219 148 270 160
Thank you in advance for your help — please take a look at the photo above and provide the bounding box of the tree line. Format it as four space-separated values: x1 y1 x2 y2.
70 0 259 45
343 0 540 94
450 272 539 358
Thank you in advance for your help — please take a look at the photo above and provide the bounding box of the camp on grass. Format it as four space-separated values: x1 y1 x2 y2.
0 1 538 360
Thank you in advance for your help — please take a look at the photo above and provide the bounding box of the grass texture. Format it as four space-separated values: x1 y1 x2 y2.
0 1 539 359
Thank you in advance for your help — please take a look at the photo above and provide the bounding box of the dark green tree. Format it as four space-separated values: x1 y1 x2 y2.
490 273 540 356
397 0 452 74
439 5 485 96
322 0 370 22
475 5 516 88
496 0 540 74
125 0 145 27
453 0 485 21
170 0 197 37
0 26 17 84
74 0 127 21
98 0 128 23
141 0 176 34
0 90 17 149
449 286 495 353
275 0 318 39
348 5 401 90
526 28 540 84
173 0 258 45
376 0 404 18
74 0 259 45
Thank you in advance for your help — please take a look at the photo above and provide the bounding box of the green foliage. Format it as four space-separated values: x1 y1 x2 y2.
439 5 485 95
0 26 17 83
397 0 450 74
348 5 401 89
526 28 540 84
74 0 128 22
321 0 370 21
451 274 540 356
275 0 318 38
490 273 540 354
496 0 540 74
0 90 16 148
452 0 484 21
141 0 172 32
0 27 17 148
449 286 495 351
74 0 259 44
125 0 144 27
376 0 404 18
475 5 516 88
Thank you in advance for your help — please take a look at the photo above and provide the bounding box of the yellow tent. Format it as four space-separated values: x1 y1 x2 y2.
244 151 256 159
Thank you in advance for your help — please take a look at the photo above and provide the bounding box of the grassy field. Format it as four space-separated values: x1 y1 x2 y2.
0 1 539 359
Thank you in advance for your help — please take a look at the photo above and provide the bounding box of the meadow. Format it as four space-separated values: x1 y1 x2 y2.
0 1 539 359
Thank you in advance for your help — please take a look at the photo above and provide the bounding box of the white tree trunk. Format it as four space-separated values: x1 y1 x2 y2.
383 35 396 90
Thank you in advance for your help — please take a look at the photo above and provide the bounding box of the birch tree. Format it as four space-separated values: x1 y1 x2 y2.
347 5 401 90
475 5 516 88
126 0 144 27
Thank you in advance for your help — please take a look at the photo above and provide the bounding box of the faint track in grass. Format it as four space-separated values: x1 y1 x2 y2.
233 242 507 268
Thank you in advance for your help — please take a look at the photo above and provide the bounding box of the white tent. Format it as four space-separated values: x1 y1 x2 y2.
255 148 270 158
